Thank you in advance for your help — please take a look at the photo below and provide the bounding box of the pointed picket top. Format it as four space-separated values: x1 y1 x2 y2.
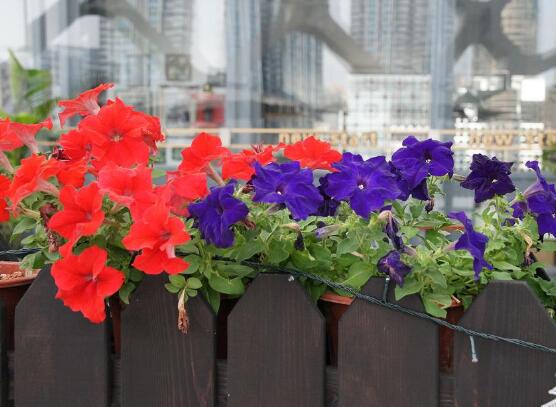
14 266 110 407
120 275 216 407
227 273 326 407
454 280 556 407
338 278 438 407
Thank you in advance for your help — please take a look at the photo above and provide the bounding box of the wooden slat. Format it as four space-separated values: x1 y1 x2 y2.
0 298 6 407
120 275 215 407
14 266 110 407
454 281 556 407
338 278 438 407
227 273 325 407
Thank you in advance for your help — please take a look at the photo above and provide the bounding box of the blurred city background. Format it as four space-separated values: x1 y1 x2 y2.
1 0 556 212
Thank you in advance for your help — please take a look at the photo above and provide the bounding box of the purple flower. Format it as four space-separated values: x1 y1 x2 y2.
188 183 249 248
512 201 528 220
380 211 403 250
389 162 429 201
523 161 556 237
315 174 340 217
252 161 323 220
323 153 401 218
460 154 515 203
378 250 412 287
448 211 492 280
391 136 454 190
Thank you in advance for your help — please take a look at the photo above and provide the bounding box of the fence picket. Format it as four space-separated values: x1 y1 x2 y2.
227 273 325 407
338 278 438 407
120 275 215 407
14 266 110 407
454 281 556 406
0 298 6 407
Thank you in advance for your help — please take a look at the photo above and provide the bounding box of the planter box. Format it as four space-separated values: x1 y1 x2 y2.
5 266 556 407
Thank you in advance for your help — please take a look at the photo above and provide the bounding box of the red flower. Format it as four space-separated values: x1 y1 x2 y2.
122 203 190 275
48 183 105 256
284 136 341 171
0 117 53 155
178 132 230 173
51 246 124 323
79 98 152 167
98 163 153 207
54 158 88 188
136 112 164 155
7 155 60 209
222 144 281 180
59 129 94 162
162 172 209 216
0 175 10 221
58 83 114 127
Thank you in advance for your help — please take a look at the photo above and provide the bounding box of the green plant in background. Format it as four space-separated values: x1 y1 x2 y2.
1 50 57 124
0 50 57 249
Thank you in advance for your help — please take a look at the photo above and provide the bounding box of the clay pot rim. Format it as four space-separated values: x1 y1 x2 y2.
0 261 39 288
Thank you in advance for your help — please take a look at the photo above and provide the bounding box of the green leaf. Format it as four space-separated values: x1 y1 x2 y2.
394 278 423 300
201 286 220 313
215 262 254 277
400 226 419 240
337 237 359 255
183 254 201 274
428 268 447 288
169 274 186 289
129 269 144 283
267 239 291 264
491 271 513 281
164 283 181 294
208 273 245 295
233 239 264 261
422 293 451 318
119 282 136 304
186 277 203 290
12 217 36 236
340 262 373 290
491 261 521 272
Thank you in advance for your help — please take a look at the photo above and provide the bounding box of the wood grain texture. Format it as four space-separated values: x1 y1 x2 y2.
454 281 556 407
120 275 215 407
0 298 6 407
338 278 438 407
227 273 325 407
14 266 110 407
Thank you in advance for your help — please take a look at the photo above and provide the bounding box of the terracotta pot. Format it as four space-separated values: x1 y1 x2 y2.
319 291 464 371
0 261 39 350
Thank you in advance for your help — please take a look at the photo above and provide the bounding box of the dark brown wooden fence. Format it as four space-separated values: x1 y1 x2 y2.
2 267 555 406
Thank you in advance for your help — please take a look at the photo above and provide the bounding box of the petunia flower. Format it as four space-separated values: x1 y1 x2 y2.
390 162 429 201
460 154 515 203
48 182 105 256
314 174 341 217
7 154 60 209
98 163 153 208
379 210 404 250
178 132 230 174
0 175 10 221
391 136 454 190
252 161 323 220
78 98 153 168
51 246 124 323
378 250 412 287
0 118 53 172
222 144 280 181
58 83 114 127
188 182 249 248
522 161 556 237
161 171 209 217
122 204 190 274
283 136 342 171
448 211 492 280
59 129 94 162
323 153 401 218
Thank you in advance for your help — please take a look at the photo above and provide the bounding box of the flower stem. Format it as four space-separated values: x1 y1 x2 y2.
207 163 225 186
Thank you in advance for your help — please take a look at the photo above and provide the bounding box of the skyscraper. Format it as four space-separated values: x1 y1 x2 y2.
225 0 323 128
346 0 434 132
